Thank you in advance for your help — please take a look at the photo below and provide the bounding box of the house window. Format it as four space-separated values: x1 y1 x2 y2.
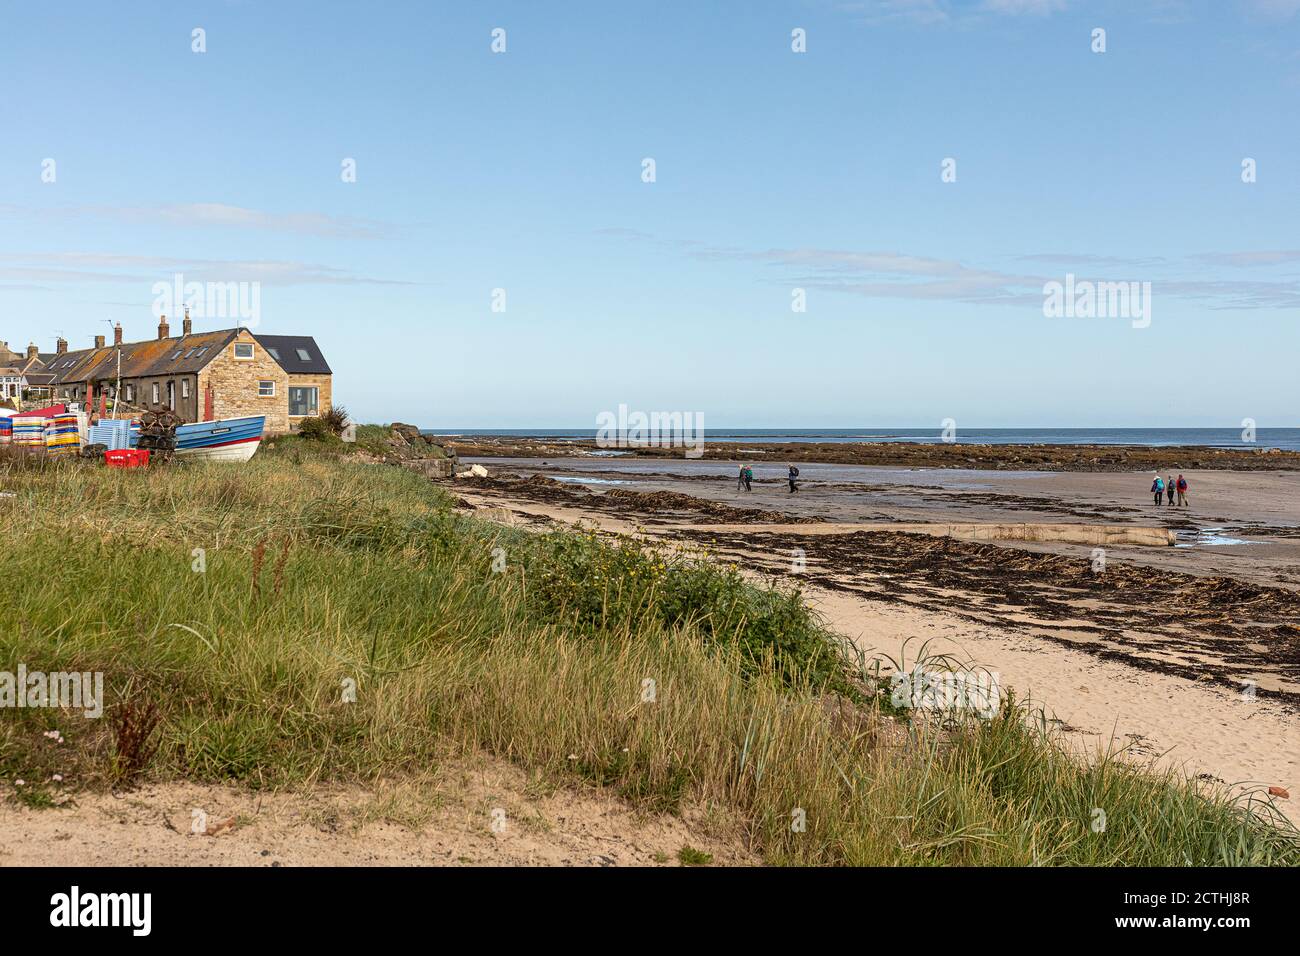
288 386 317 417
258 380 276 397
295 348 311 361
151 384 159 405
172 350 182 360
167 381 175 410
181 379 190 399
234 343 254 360
126 385 134 402
267 347 281 361
195 347 208 357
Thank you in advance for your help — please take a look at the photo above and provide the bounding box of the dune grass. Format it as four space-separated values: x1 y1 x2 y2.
0 448 1295 865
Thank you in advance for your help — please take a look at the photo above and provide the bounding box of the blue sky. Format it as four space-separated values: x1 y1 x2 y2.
1 0 1297 427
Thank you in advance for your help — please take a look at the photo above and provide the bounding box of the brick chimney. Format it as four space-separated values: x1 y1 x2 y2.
94 334 106 349
182 309 192 336
114 323 123 346
158 315 170 340
26 343 39 361
56 336 67 355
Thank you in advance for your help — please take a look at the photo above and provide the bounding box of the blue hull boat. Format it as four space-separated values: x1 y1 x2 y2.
172 416 266 461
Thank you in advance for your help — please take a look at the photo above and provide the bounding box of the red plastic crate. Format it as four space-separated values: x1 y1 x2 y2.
104 449 150 469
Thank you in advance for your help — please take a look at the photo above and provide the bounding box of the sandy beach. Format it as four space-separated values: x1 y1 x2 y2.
451 450 1300 823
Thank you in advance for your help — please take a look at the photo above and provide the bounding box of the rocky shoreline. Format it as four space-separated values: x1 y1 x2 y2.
442 435 1300 472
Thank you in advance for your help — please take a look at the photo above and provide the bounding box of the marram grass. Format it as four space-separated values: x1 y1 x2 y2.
0 449 1295 865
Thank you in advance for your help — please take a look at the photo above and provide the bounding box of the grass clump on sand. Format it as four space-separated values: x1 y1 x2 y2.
0 450 1295 866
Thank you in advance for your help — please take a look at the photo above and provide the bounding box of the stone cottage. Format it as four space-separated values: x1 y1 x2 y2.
45 315 332 434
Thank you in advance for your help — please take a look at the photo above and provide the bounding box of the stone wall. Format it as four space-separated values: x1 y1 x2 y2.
285 373 332 430
127 374 200 420
197 330 290 433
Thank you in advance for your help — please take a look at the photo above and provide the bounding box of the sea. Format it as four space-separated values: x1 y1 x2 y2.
424 427 1300 452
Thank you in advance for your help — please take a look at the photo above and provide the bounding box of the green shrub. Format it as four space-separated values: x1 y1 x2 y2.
320 404 349 435
296 417 339 442
517 529 854 696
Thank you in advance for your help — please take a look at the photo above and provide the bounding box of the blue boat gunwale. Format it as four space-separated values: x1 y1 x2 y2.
124 415 267 450
175 416 265 448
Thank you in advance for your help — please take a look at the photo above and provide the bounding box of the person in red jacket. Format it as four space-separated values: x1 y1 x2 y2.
1176 474 1189 507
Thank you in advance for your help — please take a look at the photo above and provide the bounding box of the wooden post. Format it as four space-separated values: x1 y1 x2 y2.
204 385 214 422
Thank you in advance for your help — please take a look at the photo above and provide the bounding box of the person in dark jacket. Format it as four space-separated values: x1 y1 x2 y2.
1166 475 1176 506
788 464 800 493
742 465 753 492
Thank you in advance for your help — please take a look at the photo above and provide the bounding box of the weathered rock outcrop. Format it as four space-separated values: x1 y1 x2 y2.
383 423 459 478
401 458 455 479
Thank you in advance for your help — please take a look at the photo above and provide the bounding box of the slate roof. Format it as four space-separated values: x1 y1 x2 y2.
44 329 242 386
253 335 332 375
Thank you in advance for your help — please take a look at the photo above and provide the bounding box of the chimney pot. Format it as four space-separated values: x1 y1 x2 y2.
94 334 106 349
26 343 39 361
158 315 170 340
113 323 123 346
182 315 192 336
56 337 68 355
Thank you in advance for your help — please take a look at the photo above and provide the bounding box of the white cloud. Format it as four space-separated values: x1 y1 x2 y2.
836 0 1068 25
602 228 1300 310
0 202 400 240
981 0 1068 15
1240 0 1300 18
0 252 415 289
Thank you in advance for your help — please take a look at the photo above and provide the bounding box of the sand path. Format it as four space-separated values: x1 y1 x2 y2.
0 754 753 867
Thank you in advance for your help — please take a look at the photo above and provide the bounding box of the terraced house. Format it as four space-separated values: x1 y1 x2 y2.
46 315 332 434
0 340 56 402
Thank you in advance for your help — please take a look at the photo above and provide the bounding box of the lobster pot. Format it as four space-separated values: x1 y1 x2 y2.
12 417 46 446
0 418 12 445
45 414 81 455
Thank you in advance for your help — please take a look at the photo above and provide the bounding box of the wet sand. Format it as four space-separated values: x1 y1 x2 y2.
463 458 1300 588
451 456 1300 822
446 435 1300 472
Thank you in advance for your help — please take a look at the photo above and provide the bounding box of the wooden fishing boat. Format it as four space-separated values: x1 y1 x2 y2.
171 415 266 462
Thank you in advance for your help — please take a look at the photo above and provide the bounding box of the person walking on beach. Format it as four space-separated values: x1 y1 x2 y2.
737 464 745 492
1176 474 1189 507
788 464 800 494
1166 475 1176 507
743 465 753 492
1151 475 1164 507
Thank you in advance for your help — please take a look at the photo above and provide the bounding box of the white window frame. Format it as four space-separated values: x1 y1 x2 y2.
234 342 255 360
181 379 190 399
258 380 276 397
151 384 159 404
